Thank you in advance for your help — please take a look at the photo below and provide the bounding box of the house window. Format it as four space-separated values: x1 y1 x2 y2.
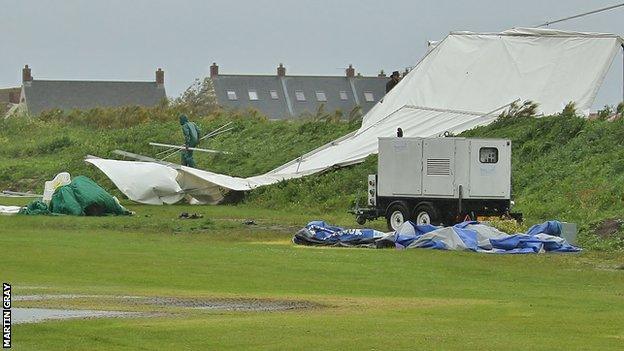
295 90 306 101
479 147 498 163
363 92 375 102
315 91 327 102
339 91 348 100
226 90 237 100
248 90 259 101
270 90 279 100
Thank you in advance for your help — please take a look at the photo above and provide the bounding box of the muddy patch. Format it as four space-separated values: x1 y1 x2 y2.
14 294 318 323
13 308 141 324
594 219 623 238
128 297 317 311
15 294 106 302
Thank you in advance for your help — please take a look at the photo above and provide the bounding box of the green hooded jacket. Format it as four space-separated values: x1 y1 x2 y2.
179 114 201 147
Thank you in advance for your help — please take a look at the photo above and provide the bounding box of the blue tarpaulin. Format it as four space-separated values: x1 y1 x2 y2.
293 220 581 253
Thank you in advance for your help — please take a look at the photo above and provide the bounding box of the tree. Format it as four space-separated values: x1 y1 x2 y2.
173 77 219 117
498 100 538 120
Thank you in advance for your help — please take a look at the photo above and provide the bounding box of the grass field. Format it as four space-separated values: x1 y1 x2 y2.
2 107 624 349
2 198 624 350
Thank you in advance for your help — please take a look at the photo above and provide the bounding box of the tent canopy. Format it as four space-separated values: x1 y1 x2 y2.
88 28 624 204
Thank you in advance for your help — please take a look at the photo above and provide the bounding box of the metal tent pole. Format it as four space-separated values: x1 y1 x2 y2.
537 3 624 27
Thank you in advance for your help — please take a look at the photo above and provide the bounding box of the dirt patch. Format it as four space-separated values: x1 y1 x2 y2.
594 219 623 238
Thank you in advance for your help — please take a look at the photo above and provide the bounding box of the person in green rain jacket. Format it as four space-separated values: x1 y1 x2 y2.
179 114 201 168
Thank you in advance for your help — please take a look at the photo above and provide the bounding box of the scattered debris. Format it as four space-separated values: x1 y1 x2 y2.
1 190 42 198
150 142 230 155
178 212 203 219
0 205 23 215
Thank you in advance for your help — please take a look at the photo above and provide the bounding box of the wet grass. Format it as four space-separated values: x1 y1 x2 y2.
2 201 624 350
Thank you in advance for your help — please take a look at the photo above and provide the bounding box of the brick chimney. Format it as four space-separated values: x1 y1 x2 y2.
22 65 32 82
346 64 355 78
155 68 164 85
210 62 219 78
378 70 386 78
8 91 20 104
277 63 286 77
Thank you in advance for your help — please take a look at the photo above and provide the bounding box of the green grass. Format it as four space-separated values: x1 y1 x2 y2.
2 201 624 350
2 108 624 248
2 107 624 348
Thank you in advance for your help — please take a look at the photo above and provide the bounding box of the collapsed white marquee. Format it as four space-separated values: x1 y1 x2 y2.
87 28 624 205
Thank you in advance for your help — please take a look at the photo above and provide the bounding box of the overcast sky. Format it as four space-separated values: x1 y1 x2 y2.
2 0 623 109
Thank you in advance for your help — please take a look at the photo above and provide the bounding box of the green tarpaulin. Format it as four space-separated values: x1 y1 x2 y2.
19 176 130 216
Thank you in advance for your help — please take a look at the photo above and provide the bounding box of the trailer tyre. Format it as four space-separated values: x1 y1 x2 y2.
413 203 438 226
356 215 366 225
386 202 410 231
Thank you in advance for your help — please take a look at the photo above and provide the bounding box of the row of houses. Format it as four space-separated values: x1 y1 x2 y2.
1 64 391 119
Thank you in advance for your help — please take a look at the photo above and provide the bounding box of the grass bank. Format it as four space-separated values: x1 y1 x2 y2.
1 109 624 249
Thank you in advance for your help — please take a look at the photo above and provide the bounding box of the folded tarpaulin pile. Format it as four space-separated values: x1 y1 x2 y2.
294 220 581 254
293 221 395 248
19 176 131 216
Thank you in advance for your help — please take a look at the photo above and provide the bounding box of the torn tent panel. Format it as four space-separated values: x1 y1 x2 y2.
88 28 623 199
175 168 229 205
178 166 259 191
86 158 184 205
365 27 623 124
264 28 622 182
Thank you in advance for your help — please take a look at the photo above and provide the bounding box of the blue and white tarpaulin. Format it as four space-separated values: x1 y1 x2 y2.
294 220 581 254
293 221 393 248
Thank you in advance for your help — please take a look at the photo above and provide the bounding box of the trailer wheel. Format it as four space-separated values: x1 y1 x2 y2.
413 203 438 225
356 215 366 225
386 202 410 231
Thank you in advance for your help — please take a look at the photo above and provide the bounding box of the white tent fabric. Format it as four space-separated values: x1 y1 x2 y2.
363 27 623 125
86 158 184 205
87 28 624 204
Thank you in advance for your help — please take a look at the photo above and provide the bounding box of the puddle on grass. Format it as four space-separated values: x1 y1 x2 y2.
12 308 140 324
13 294 317 324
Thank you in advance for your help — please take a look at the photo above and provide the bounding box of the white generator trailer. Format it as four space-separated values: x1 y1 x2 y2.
354 137 520 231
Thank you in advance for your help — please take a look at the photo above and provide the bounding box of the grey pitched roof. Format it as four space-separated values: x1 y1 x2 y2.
23 80 166 115
211 74 387 120
212 75 289 118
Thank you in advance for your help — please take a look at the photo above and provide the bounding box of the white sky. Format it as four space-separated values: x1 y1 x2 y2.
1 0 623 109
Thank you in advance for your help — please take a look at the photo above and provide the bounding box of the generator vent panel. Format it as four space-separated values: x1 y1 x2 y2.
426 158 451 176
